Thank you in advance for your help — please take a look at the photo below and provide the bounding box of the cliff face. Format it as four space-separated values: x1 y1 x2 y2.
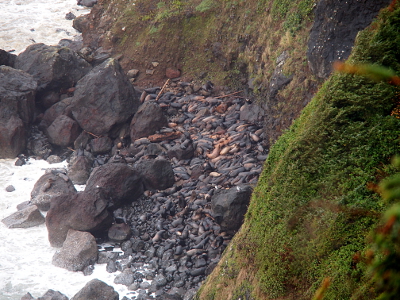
76 1 400 299
78 0 389 145
197 3 400 299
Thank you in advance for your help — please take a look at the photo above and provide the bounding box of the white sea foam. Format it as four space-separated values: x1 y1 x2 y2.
0 159 135 300
0 0 89 54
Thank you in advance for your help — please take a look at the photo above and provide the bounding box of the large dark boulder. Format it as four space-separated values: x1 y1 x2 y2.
31 170 77 211
52 229 98 272
134 159 174 191
46 189 112 247
85 163 143 208
71 279 119 300
211 185 252 233
307 0 391 79
46 115 81 147
0 66 37 158
71 58 140 136
130 101 168 141
15 43 91 94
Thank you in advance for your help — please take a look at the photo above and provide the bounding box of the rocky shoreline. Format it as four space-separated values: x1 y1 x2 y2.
1 35 267 299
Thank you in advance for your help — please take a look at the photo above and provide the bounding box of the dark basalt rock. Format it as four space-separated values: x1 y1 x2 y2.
211 185 253 233
46 189 113 247
135 159 175 191
71 58 139 136
15 43 91 95
46 115 81 147
130 101 168 141
0 49 16 67
37 289 69 300
0 65 37 158
85 163 144 208
71 279 119 300
307 0 392 79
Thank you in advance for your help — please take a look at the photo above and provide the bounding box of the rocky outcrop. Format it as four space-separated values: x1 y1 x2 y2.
31 170 77 211
15 43 91 97
70 58 140 136
1 205 45 228
71 279 119 300
211 185 253 233
307 0 392 79
0 66 37 158
52 229 98 272
46 189 113 247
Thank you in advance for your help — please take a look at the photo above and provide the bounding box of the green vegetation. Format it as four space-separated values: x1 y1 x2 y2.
197 3 400 299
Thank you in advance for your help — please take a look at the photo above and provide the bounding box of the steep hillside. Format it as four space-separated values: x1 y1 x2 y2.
196 3 400 299
77 0 389 144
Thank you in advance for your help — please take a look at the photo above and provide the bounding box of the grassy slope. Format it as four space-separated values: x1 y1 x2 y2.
197 4 400 300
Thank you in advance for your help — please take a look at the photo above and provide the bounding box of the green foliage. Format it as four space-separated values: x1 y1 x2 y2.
195 0 215 13
355 157 400 300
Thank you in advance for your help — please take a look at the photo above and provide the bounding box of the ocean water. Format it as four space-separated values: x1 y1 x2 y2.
0 159 136 299
0 0 89 54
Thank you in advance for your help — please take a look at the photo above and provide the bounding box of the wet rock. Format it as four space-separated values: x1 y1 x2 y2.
0 49 16 67
1 205 44 228
46 189 112 247
130 101 168 140
40 97 74 130
67 149 93 185
211 185 253 233
108 223 131 242
114 269 135 286
0 66 37 158
85 163 143 208
20 292 35 300
47 155 63 164
37 289 69 300
5 185 15 192
135 159 174 191
90 136 113 155
240 102 265 124
15 43 91 95
77 0 97 7
31 170 77 211
71 58 139 136
52 229 98 272
71 279 119 300
46 115 81 147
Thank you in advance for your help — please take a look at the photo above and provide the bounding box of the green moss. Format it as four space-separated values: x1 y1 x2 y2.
197 3 400 300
